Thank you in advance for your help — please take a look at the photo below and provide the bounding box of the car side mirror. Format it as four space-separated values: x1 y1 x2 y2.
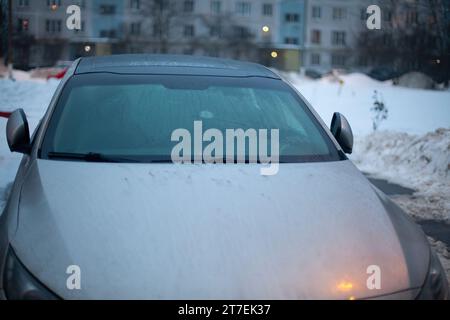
330 112 353 154
6 109 31 154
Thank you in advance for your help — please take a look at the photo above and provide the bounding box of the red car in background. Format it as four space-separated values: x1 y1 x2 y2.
0 112 12 119
46 67 68 80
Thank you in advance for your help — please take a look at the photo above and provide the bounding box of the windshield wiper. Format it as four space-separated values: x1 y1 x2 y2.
47 152 142 163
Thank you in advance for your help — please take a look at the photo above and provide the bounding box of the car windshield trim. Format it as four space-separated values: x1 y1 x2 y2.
39 73 342 164
47 151 144 163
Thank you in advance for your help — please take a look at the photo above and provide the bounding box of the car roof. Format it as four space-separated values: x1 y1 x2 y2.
75 54 281 79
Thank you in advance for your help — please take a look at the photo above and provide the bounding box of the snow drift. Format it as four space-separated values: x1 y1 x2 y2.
351 129 450 221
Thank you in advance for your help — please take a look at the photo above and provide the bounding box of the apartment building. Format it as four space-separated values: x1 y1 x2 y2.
7 0 303 71
10 0 125 67
271 0 305 71
12 0 86 67
121 0 306 70
122 1 281 63
303 0 373 71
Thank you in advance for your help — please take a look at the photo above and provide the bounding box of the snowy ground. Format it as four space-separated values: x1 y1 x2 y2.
0 76 60 212
0 70 449 289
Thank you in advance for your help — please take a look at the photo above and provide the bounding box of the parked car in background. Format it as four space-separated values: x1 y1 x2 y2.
368 67 403 82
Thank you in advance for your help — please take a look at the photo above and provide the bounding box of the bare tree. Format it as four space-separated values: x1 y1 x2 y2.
146 0 179 53
122 0 188 54
189 11 258 60
0 0 3 63
357 0 450 84
122 0 258 60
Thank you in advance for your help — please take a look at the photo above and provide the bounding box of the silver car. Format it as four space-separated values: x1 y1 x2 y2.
0 55 448 300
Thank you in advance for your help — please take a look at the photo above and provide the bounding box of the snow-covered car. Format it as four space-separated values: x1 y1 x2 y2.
0 55 448 300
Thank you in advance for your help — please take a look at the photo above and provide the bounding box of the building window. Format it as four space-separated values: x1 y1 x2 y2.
235 2 251 16
311 30 321 44
406 10 418 24
312 6 321 19
311 53 320 65
384 10 392 22
46 19 62 33
285 13 299 22
130 0 140 10
382 33 392 46
17 18 30 32
47 0 61 8
100 5 116 15
208 48 220 57
153 24 161 37
183 25 195 37
358 56 368 67
183 0 194 13
130 22 141 35
19 0 30 7
331 31 346 46
332 54 347 67
284 37 299 45
360 8 368 20
233 26 251 39
210 25 221 37
332 7 346 20
74 21 85 33
100 30 117 38
211 0 221 14
262 3 273 16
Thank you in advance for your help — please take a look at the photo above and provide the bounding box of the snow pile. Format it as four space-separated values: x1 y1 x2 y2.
0 78 60 212
398 71 435 90
0 78 59 114
323 72 388 87
0 69 48 83
351 129 450 221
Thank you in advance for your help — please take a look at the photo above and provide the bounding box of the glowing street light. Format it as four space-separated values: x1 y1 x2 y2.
270 51 278 58
262 25 270 33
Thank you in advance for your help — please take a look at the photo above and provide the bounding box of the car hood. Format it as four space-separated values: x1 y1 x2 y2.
11 159 429 299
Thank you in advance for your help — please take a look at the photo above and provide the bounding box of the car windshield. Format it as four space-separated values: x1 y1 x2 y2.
40 73 340 163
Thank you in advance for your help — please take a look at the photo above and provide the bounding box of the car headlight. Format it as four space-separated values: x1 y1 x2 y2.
3 248 59 300
416 249 449 300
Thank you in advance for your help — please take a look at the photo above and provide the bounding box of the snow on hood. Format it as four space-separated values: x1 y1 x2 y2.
11 159 427 299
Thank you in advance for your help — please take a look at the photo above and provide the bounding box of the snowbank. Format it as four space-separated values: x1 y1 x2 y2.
398 71 435 90
351 129 450 221
0 78 60 211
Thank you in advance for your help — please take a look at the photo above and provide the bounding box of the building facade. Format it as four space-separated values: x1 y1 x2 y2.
10 0 445 74
269 0 305 71
302 0 372 72
8 0 308 71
